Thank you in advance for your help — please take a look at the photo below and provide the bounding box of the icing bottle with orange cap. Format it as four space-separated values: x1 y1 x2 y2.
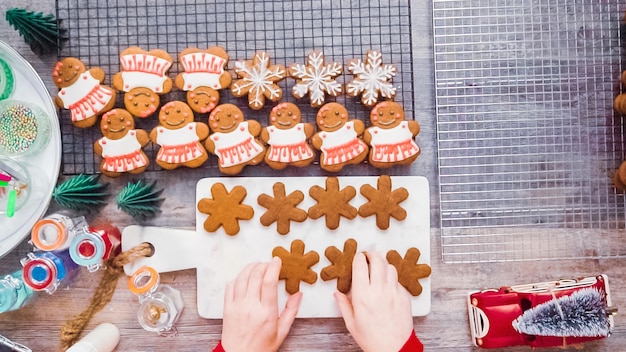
0 269 35 313
69 224 121 272
128 266 184 336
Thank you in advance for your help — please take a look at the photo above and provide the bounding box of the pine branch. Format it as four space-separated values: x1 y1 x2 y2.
116 180 164 219
52 174 109 211
5 8 67 55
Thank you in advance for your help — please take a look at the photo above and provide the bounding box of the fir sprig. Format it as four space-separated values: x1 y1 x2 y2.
52 174 109 211
116 180 164 219
5 8 67 55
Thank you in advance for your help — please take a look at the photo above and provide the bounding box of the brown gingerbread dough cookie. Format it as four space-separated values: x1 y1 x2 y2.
197 182 254 236
53 57 116 128
272 239 319 294
308 177 357 230
320 238 358 293
258 182 307 235
358 175 408 230
386 247 431 296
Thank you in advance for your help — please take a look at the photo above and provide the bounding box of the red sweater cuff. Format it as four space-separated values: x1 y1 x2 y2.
212 341 226 352
399 331 423 352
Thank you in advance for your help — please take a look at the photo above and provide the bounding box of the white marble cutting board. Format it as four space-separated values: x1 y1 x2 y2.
123 176 430 318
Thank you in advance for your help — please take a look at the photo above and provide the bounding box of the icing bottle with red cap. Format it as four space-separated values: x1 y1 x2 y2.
0 269 35 313
20 249 79 294
69 224 121 272
128 266 184 336
30 213 89 252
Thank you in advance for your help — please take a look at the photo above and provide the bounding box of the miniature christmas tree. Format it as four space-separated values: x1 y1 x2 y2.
512 288 611 337
52 174 109 211
116 180 164 219
5 8 66 55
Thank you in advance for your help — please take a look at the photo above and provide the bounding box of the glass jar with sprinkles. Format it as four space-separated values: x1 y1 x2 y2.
0 100 51 157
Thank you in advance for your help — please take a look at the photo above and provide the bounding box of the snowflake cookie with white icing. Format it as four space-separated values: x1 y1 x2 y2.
289 51 342 107
346 50 397 108
231 52 286 110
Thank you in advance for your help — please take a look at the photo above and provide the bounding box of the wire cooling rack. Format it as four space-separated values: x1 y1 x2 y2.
434 0 626 262
55 0 414 175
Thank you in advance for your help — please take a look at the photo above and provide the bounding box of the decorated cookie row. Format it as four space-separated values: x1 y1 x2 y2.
197 176 408 236
95 100 420 176
53 47 398 129
272 238 431 296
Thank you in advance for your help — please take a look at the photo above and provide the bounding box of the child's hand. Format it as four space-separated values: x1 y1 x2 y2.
221 257 302 352
335 252 414 352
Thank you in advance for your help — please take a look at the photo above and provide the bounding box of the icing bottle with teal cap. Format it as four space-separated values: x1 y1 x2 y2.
0 269 35 313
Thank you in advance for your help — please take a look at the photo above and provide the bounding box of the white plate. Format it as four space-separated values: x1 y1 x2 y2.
0 40 61 257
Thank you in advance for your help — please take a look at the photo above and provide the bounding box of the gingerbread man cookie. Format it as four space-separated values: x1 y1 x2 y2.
231 52 286 110
94 109 149 177
364 101 420 168
260 103 315 170
175 47 231 114
205 104 266 175
149 101 209 170
113 47 173 118
311 102 368 172
53 57 116 128
346 50 397 107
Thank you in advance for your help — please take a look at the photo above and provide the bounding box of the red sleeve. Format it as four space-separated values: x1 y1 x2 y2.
212 341 226 352
399 331 423 352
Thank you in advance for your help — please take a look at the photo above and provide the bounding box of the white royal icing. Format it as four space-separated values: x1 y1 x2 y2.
368 121 419 163
290 51 342 106
210 121 264 167
346 51 397 106
266 123 314 163
58 72 114 122
232 52 285 109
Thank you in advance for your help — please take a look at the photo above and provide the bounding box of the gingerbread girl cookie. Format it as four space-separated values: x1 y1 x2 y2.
175 47 231 113
94 109 149 177
311 102 368 172
113 47 173 118
53 57 116 128
149 101 209 170
364 101 420 168
260 102 315 170
205 104 266 175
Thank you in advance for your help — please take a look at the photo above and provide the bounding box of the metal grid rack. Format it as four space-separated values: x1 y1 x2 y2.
433 0 626 262
55 0 414 175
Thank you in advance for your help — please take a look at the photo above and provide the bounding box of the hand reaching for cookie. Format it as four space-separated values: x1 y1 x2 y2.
334 252 417 352
219 257 303 352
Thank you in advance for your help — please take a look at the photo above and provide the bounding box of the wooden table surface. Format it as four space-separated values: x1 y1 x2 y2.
1 1 625 351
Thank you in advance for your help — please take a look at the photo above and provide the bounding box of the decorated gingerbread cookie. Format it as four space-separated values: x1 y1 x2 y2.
231 52 286 110
53 57 116 128
113 47 173 118
175 47 231 114
260 103 315 170
346 50 397 107
289 51 342 107
311 102 368 172
149 101 209 170
364 101 420 168
94 109 149 177
205 104 266 175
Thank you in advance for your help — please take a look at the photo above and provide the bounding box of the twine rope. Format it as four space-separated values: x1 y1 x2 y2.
60 242 153 351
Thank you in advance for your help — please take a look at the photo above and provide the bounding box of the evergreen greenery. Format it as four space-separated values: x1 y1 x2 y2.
5 8 66 55
52 174 109 211
116 180 164 219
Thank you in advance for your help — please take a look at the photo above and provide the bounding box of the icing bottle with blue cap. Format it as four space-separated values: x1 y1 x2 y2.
0 269 35 313
31 213 89 252
20 249 79 294
128 266 184 336
69 224 121 272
